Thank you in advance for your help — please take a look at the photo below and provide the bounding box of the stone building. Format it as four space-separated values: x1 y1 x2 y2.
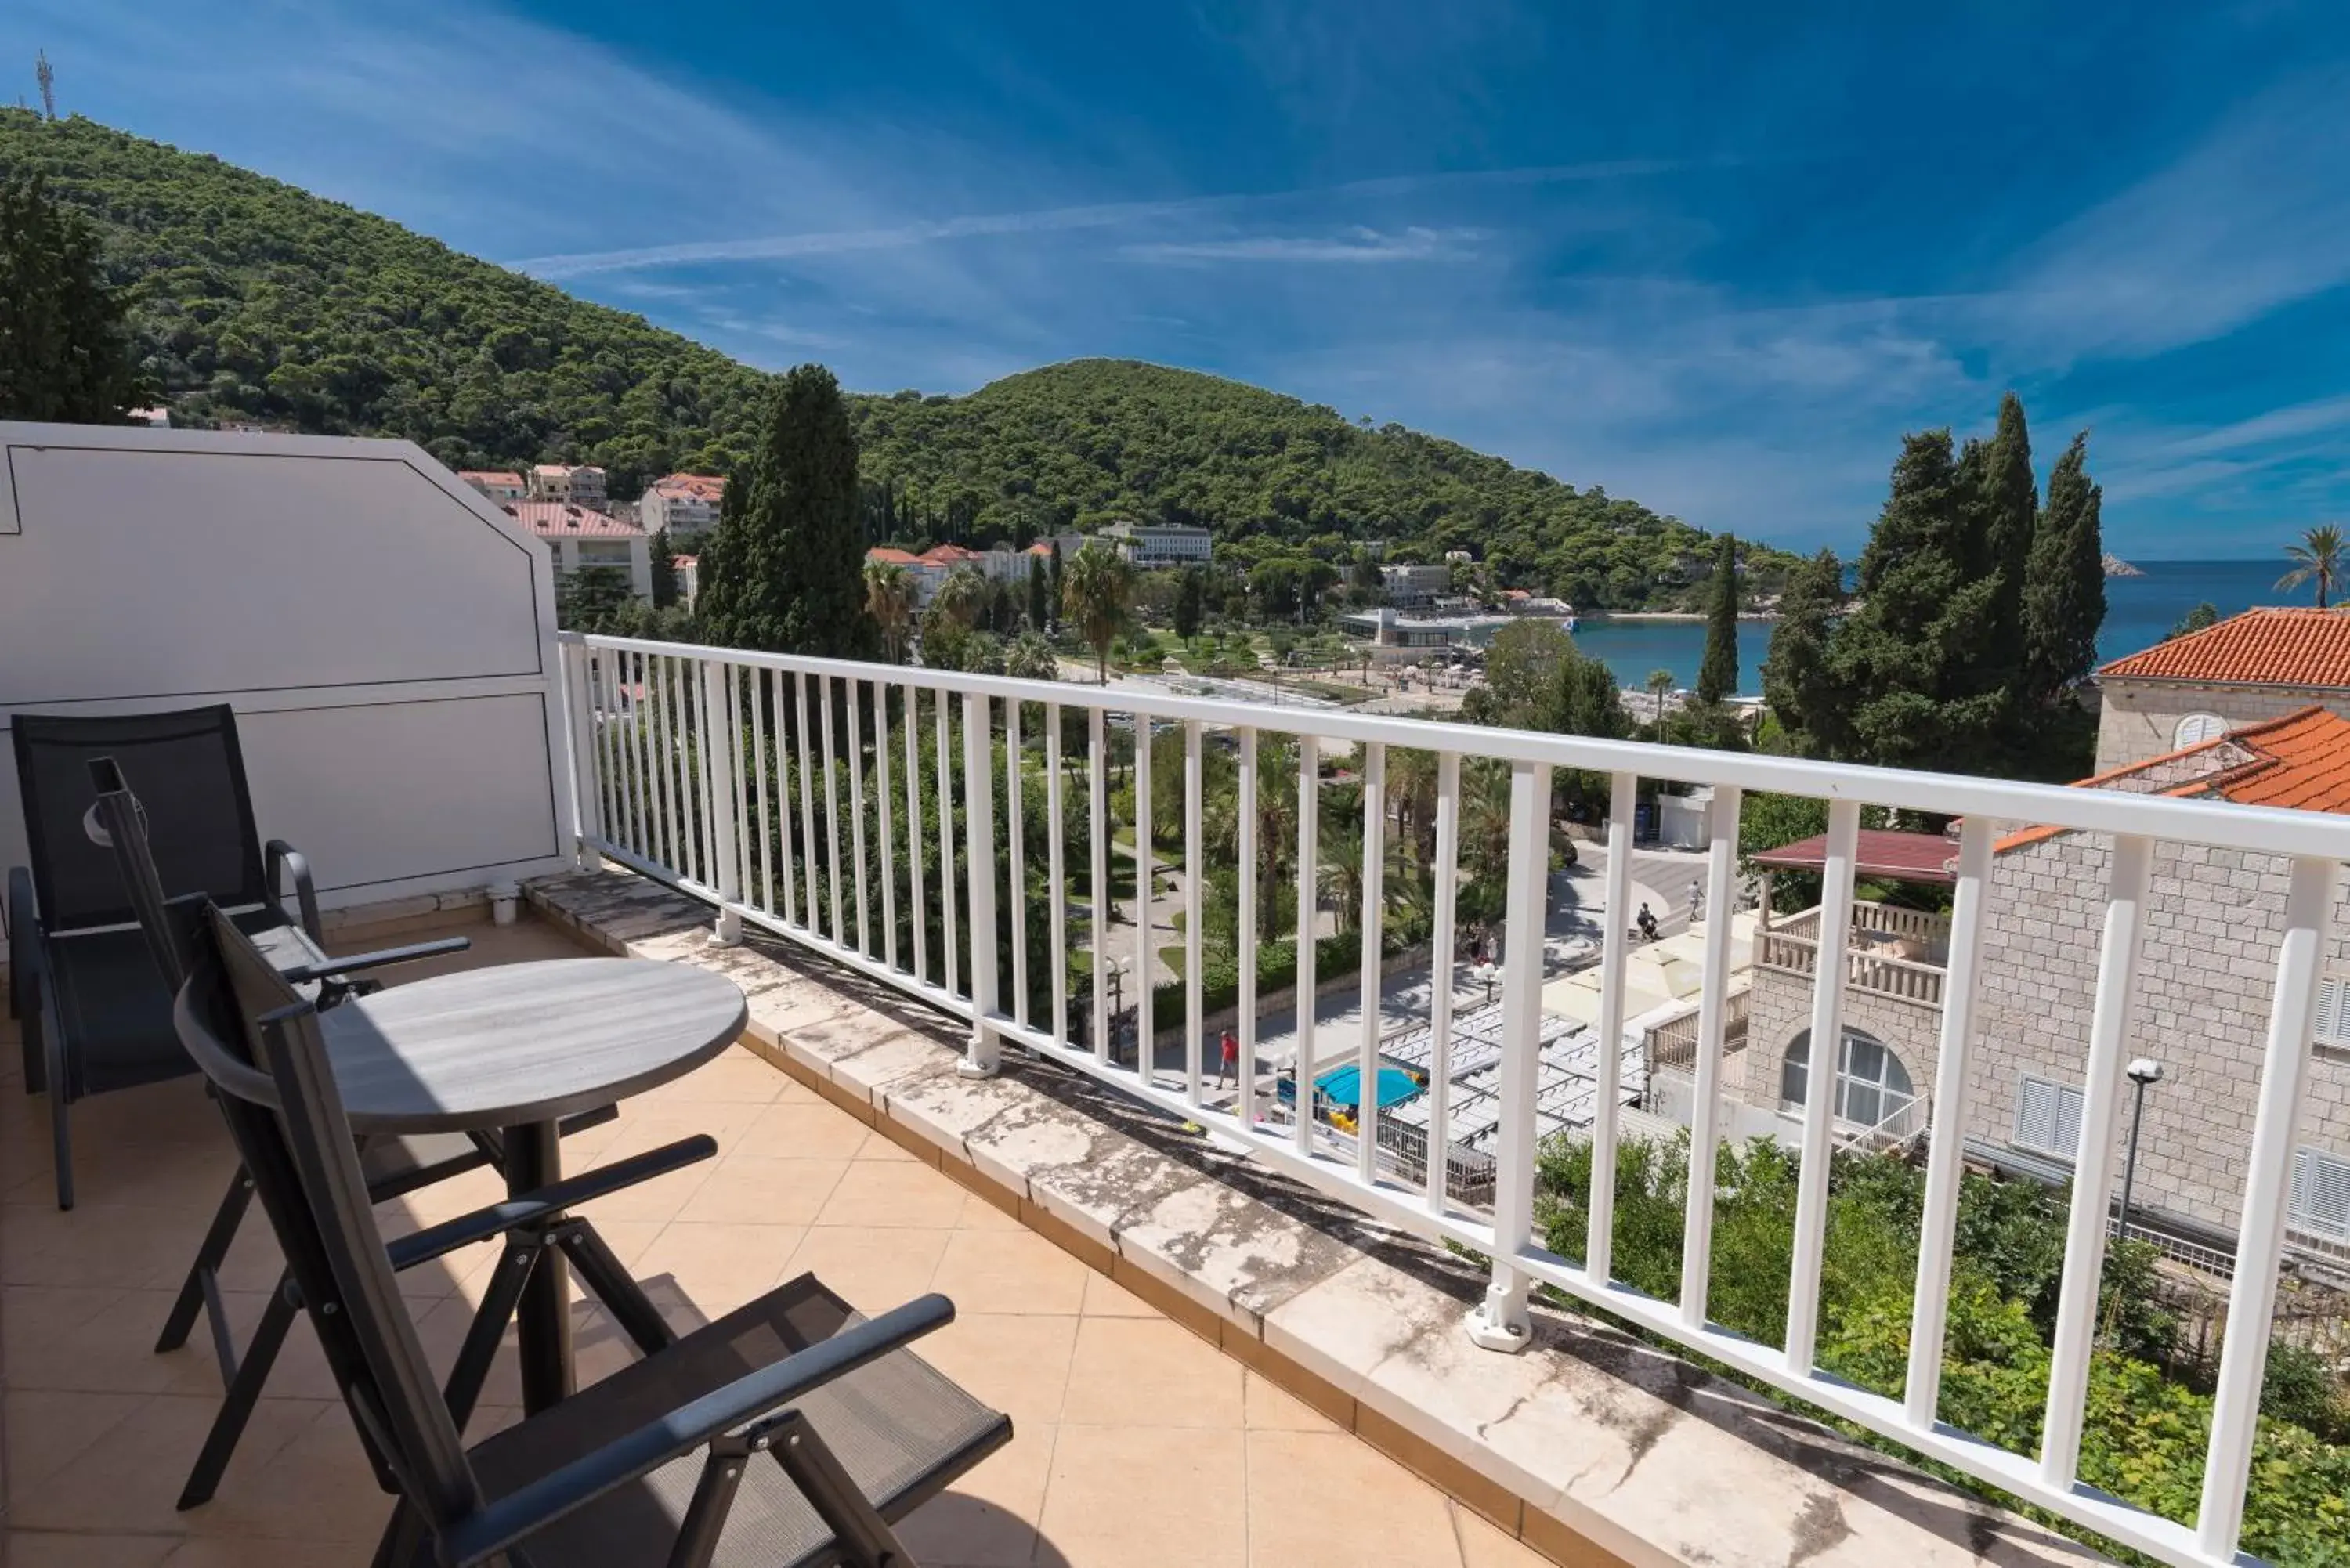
1740 712 2350 1267
2093 605 2350 771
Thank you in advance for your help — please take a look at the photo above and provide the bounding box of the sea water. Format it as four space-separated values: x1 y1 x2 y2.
1569 559 2303 694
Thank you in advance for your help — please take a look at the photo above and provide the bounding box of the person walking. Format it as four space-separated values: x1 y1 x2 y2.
1215 1026 1239 1089
1687 877 1703 923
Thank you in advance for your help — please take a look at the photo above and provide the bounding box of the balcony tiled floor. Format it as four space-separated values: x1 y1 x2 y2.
0 914 1548 1568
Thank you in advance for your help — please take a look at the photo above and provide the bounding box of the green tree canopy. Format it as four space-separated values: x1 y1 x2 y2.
0 171 144 421
1696 532 1739 705
696 364 877 659
648 528 680 610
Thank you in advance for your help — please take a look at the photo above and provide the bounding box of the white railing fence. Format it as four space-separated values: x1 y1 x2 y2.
555 632 2348 1568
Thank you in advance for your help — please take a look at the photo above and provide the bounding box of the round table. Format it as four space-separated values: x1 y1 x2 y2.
320 957 748 1411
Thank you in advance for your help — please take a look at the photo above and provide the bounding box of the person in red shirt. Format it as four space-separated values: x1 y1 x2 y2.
1215 1027 1239 1089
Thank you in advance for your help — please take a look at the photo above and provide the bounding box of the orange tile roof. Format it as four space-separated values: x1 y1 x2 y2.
651 473 726 500
501 501 642 538
1997 706 2350 851
458 469 524 486
2096 606 2350 688
866 547 920 565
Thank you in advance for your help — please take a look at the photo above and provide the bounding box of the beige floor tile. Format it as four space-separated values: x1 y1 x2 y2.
1244 1429 1466 1567
634 1046 790 1106
916 1313 1080 1431
1453 1505 1551 1567
671 1156 849 1227
955 1187 1029 1230
161 1539 372 1568
629 1220 806 1317
1061 1317 1244 1430
1039 1425 1248 1568
815 1158 971 1229
5 1389 148 1505
1079 1273 1156 1317
783 1223 953 1312
1243 1370 1341 1433
729 1099 880 1162
895 1423 1057 1567
930 1228 1091 1316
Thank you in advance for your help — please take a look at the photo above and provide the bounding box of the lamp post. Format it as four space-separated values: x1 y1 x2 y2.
2117 1057 2166 1243
1471 960 1500 1010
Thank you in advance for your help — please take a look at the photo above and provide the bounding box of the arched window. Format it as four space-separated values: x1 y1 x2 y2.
2174 713 2227 749
1779 1027 1914 1129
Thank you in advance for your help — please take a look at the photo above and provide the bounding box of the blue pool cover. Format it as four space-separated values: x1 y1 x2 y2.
1302 1064 1424 1111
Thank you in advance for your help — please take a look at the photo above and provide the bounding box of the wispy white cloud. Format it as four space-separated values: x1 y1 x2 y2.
1123 226 1477 263
1981 66 2350 363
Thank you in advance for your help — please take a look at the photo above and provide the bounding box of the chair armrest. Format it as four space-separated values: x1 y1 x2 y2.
384 1136 718 1273
440 1293 957 1567
277 936 472 985
263 840 323 943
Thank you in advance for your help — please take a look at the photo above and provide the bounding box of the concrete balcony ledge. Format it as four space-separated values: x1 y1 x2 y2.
528 868 2106 1568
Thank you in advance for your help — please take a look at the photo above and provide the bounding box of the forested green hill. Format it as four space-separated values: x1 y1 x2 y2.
0 110 1780 606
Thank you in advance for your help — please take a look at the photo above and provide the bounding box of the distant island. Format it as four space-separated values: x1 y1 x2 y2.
2102 553 2144 578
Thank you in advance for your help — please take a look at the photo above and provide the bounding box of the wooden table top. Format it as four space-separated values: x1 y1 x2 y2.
318 957 747 1133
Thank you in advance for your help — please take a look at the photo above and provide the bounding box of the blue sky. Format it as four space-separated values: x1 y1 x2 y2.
7 1 2350 555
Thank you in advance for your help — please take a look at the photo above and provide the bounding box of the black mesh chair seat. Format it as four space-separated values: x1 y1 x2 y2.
436 1276 1010 1568
43 912 324 1099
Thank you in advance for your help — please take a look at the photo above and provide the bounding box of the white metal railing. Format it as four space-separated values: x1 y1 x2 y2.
554 631 2350 1568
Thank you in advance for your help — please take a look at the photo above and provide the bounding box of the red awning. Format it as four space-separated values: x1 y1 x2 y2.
1750 828 1957 884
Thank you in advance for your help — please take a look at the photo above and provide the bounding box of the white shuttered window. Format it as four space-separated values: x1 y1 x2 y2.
2289 1147 2350 1242
2014 1073 2086 1160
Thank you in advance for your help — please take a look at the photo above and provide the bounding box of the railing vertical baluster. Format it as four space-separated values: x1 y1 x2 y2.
1184 719 1204 1107
1784 799 1860 1376
699 662 743 945
822 676 845 945
1238 728 1260 1131
1294 735 1318 1154
649 655 679 875
1009 698 1029 1028
850 681 871 957
750 671 774 916
1468 758 1549 1353
1355 742 1386 1184
2196 854 2337 1561
559 644 599 869
1047 703 1067 1048
1089 708 1109 1059
796 672 819 935
906 688 926 981
733 667 757 903
937 688 960 998
1905 815 1994 1429
1585 770 1636 1274
768 673 796 927
961 692 1000 1077
1677 784 1744 1332
1424 751 1460 1213
1133 716 1155 1084
877 681 898 971
671 656 703 885
2040 833 2154 1494
617 650 645 858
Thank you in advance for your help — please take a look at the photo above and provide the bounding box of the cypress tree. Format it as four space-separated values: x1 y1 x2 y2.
1696 532 1739 705
1976 392 2037 655
648 527 680 609
695 364 878 659
0 173 146 422
1026 554 1049 630
2021 432 2106 704
1048 540 1065 630
1834 430 2005 771
1760 549 1846 757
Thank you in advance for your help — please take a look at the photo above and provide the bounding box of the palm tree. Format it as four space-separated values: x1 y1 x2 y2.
2277 524 2348 609
1062 541 1135 683
1385 747 1440 860
1003 629 1058 682
1646 669 1676 735
863 561 915 664
929 565 991 631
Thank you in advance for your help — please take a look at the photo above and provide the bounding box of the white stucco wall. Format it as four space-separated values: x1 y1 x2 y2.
0 422 580 916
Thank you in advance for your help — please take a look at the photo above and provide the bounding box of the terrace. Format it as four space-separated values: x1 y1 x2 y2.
4 426 2346 1568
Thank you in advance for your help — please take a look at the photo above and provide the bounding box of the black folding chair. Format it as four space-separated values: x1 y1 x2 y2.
175 901 1012 1568
84 759 637 1509
9 704 337 1209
